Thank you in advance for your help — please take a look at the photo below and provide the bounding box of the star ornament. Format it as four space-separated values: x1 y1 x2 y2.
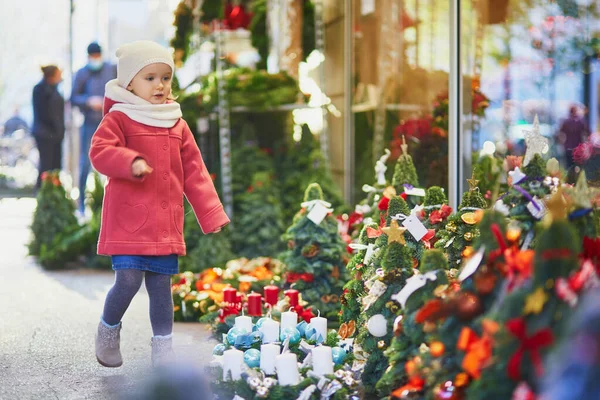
509 167 526 185
467 172 479 192
523 115 549 166
382 219 407 245
523 287 549 315
545 186 568 221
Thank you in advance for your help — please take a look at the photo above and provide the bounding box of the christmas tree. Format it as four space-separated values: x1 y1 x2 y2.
376 249 449 397
500 153 551 248
467 189 582 400
392 136 420 194
412 210 515 398
353 196 415 397
566 170 598 240
279 183 347 321
29 171 78 260
422 186 452 240
473 153 502 206
340 222 379 335
435 178 487 266
230 172 285 258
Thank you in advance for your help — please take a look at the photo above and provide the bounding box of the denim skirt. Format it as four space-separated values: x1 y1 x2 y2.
111 254 179 275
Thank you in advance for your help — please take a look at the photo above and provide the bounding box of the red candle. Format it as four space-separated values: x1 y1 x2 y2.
285 289 299 307
236 293 243 304
247 292 263 316
223 287 236 303
264 285 279 306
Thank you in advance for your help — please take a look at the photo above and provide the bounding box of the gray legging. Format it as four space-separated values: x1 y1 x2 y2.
102 269 173 336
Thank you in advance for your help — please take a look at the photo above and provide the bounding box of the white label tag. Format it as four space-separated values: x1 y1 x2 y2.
403 186 426 197
444 236 455 248
307 202 330 225
459 246 486 282
527 197 546 220
392 271 438 308
402 215 428 241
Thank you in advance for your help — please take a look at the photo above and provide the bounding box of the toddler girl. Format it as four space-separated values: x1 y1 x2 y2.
90 40 229 367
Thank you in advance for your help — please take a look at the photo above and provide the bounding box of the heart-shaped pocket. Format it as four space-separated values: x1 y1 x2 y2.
174 205 184 234
117 204 149 233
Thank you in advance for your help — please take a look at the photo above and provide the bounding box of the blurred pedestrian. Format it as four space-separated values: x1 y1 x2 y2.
3 107 29 137
71 42 116 213
559 105 589 172
32 65 64 189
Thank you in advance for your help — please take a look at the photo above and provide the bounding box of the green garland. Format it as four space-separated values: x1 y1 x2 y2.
200 68 300 110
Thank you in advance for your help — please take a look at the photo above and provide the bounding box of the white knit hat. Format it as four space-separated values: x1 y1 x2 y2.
115 40 175 88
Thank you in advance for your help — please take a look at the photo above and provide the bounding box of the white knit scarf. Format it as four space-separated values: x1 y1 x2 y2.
104 79 182 128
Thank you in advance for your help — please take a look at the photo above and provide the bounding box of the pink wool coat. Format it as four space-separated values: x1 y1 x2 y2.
89 98 230 256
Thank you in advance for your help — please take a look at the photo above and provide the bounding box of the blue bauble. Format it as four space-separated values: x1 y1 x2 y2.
244 348 261 368
331 347 347 365
280 328 301 344
212 343 227 356
227 327 248 346
255 317 267 329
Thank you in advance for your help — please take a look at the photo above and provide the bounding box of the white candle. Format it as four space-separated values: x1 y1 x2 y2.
310 315 328 342
275 352 300 386
235 315 253 333
311 346 334 376
260 343 280 375
281 311 298 331
260 318 280 344
223 348 244 380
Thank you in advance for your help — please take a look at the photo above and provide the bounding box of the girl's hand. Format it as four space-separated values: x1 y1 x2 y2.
132 158 153 177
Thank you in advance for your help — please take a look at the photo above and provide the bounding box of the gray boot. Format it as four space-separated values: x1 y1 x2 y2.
95 320 123 368
151 334 175 367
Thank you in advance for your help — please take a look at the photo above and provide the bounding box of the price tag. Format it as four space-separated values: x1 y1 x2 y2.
402 215 428 241
527 197 546 220
392 271 438 308
458 246 486 281
307 202 330 225
403 185 426 197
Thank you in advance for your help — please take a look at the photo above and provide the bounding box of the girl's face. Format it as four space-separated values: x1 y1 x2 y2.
127 63 172 104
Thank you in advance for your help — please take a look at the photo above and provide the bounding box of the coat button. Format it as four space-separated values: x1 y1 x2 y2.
162 230 168 238
161 201 168 209
163 144 168 150
163 172 168 180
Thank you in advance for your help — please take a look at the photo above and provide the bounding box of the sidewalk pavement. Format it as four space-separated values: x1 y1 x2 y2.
0 198 218 400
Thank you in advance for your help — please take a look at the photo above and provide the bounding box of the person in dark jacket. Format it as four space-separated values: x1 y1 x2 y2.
71 42 116 212
559 105 590 171
32 65 64 189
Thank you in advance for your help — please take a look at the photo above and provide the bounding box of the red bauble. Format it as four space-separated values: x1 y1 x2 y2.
454 292 483 321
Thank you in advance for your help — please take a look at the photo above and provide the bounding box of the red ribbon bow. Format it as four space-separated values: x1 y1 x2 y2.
506 318 554 381
293 304 315 323
286 272 315 284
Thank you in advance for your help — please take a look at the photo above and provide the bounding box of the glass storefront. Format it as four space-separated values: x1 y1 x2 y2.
324 0 600 205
